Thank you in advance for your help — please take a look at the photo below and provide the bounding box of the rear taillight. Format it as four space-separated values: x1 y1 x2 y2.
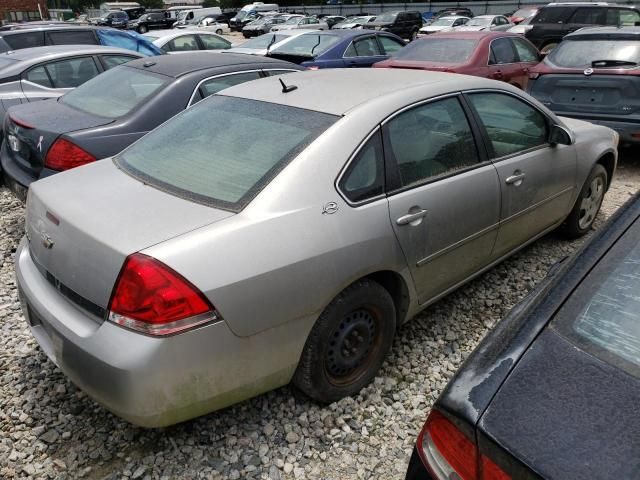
108 253 220 336
306 66 319 70
417 410 510 480
44 138 96 171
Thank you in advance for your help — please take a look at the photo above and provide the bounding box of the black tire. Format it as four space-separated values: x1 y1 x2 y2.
138 25 147 33
293 279 396 403
216 28 223 35
410 29 418 41
561 164 607 239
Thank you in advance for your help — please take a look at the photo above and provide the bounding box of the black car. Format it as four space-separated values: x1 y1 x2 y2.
0 26 163 55
405 191 640 480
1 53 304 202
363 10 422 40
127 11 173 33
525 3 640 52
325 15 346 28
93 10 130 29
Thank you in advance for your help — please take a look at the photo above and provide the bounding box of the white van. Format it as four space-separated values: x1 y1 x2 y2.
173 6 221 26
229 2 279 30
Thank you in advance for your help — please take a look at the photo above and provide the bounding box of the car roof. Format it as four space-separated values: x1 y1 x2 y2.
295 29 380 38
0 44 139 62
567 25 640 37
219 68 501 116
124 51 296 77
0 25 104 36
425 30 517 40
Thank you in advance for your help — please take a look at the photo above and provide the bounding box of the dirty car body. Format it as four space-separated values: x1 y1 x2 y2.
16 69 617 426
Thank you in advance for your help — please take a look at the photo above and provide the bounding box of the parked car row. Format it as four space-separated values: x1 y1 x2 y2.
0 9 636 480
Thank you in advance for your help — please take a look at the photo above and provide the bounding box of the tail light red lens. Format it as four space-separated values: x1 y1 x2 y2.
417 410 511 480
108 253 220 336
44 138 96 171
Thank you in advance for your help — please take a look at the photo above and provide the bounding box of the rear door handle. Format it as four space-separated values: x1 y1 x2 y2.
396 209 427 225
505 172 526 185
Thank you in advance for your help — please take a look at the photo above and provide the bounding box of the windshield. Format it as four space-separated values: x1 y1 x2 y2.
239 33 287 49
116 96 337 211
177 11 188 21
284 16 301 24
376 12 398 23
235 10 249 20
62 66 167 119
549 39 640 68
554 220 640 377
467 17 491 26
0 57 17 69
430 17 456 26
271 33 341 57
393 38 476 63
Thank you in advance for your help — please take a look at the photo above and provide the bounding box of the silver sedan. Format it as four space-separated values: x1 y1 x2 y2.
16 69 618 426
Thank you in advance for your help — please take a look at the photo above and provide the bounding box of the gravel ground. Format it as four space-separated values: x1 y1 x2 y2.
1 150 639 480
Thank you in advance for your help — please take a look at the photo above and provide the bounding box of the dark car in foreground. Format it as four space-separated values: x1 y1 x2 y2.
267 29 405 68
363 10 423 40
407 191 640 480
525 2 640 53
374 31 541 90
0 26 163 55
528 26 640 147
1 53 303 201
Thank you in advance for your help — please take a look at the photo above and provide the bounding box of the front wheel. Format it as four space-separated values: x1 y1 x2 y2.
293 279 396 403
216 28 223 35
137 25 147 33
561 164 607 239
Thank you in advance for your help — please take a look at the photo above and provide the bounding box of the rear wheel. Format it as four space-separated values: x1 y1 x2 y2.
137 25 147 33
293 279 396 403
410 29 418 41
216 28 223 35
562 164 607 239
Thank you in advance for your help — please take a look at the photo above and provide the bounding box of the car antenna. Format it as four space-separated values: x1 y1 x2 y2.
279 78 297 93
266 34 277 53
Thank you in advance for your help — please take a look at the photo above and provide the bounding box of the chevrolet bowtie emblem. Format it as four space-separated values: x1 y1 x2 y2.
40 231 54 249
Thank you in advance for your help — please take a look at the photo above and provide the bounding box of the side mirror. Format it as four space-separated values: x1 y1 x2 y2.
549 124 572 146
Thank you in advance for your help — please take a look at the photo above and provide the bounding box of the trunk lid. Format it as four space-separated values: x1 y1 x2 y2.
386 60 460 71
26 160 234 311
529 73 640 117
5 100 113 178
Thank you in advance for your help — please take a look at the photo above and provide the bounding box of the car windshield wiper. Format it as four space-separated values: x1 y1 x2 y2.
310 35 322 54
591 59 638 68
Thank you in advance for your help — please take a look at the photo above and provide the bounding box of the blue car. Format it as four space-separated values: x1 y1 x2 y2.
267 30 405 69
0 26 163 56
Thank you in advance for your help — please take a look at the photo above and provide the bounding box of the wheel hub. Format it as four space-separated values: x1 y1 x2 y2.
578 176 604 230
326 309 376 379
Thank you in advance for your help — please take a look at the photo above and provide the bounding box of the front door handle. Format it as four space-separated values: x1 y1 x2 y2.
505 172 526 185
396 209 427 226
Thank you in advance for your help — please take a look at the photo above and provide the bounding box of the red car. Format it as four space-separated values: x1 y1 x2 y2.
373 31 542 90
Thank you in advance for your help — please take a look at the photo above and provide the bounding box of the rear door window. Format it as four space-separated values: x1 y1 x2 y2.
490 38 517 64
116 96 338 211
190 71 262 105
3 32 43 49
46 30 98 45
25 57 99 89
378 36 404 55
164 34 199 52
198 34 231 50
344 37 382 57
512 38 539 62
553 220 640 378
569 7 606 24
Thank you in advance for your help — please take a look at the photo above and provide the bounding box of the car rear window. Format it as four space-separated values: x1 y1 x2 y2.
239 33 288 49
115 96 338 211
392 37 476 63
61 66 167 119
0 56 17 69
553 219 640 378
548 38 640 68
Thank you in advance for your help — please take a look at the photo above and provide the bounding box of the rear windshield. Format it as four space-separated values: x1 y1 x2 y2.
239 33 287 49
548 38 640 68
0 56 17 69
554 219 640 378
116 96 338 211
61 66 167 119
467 17 491 26
271 33 341 57
392 37 476 63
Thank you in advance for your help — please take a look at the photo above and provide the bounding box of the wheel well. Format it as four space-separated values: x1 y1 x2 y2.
597 152 615 190
365 271 410 328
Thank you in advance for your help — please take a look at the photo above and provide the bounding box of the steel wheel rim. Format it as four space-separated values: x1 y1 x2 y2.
325 307 382 386
578 176 604 230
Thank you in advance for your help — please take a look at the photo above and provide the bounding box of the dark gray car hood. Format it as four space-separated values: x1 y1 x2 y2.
479 329 640 480
26 160 234 310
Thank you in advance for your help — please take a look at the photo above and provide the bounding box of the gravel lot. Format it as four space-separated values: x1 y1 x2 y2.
1 150 639 480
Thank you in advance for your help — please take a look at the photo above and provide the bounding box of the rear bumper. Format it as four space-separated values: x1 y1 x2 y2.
1 140 57 202
556 115 640 145
15 238 305 427
405 446 433 480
